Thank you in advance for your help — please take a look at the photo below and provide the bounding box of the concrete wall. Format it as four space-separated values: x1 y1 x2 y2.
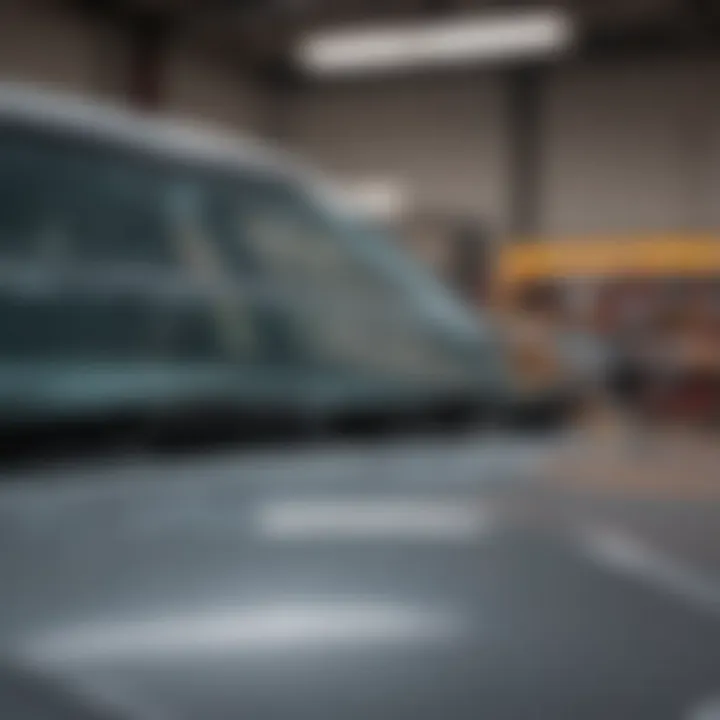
540 59 720 236
288 61 720 239
0 0 260 134
287 73 508 227
165 41 260 133
692 61 720 229
0 0 99 94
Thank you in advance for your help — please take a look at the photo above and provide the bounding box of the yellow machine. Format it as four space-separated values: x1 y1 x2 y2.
495 234 720 300
494 234 720 422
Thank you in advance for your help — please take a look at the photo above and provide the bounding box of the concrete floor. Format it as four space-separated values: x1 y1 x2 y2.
1 433 719 719
435 430 720 718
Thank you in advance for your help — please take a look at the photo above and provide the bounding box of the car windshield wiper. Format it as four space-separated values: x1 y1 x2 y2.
0 388 494 469
0 381 571 471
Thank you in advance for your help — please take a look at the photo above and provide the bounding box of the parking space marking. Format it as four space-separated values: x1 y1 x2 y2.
575 523 720 618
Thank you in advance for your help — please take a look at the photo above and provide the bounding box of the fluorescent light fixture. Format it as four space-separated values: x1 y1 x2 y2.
297 9 574 76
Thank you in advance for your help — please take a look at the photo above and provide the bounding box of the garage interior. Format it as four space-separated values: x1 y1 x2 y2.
3 0 720 237
1 0 720 427
3 6 720 717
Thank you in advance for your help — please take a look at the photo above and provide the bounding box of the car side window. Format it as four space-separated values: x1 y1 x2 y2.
0 131 64 261
66 152 179 268
0 129 185 271
0 128 269 365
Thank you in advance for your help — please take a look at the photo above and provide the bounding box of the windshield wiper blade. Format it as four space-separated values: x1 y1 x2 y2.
0 388 498 469
0 399 320 470
0 385 571 471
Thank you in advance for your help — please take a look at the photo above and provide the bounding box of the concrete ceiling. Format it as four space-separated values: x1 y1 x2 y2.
73 0 703 28
69 0 720 77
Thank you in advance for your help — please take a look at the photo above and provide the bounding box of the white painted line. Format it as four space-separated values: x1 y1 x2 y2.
688 697 720 720
258 499 499 541
27 603 464 663
575 524 720 618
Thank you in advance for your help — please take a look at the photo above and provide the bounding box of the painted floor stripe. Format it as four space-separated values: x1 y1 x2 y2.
258 499 501 541
575 524 720 617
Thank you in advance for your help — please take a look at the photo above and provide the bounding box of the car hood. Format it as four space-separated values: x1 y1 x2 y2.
0 436 719 720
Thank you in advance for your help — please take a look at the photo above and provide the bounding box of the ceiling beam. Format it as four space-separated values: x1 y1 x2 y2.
582 21 720 61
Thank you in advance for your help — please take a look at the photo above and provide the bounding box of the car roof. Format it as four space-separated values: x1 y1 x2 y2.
0 82 361 217
0 82 305 180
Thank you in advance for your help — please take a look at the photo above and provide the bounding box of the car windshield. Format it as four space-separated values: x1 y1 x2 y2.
0 122 505 423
